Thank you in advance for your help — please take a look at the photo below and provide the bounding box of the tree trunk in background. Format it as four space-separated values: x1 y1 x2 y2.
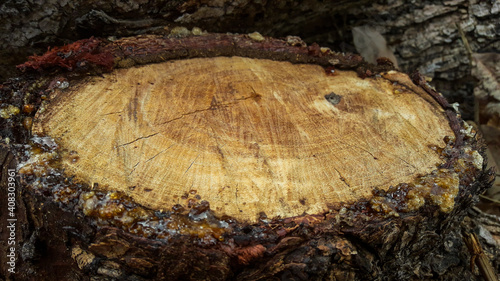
1 0 499 119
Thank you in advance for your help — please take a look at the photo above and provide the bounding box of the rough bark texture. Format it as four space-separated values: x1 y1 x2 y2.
1 0 499 120
0 33 497 280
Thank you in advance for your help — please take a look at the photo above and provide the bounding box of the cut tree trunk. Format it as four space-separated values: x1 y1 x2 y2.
0 32 495 280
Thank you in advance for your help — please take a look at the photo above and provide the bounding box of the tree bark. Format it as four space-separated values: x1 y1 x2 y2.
0 32 496 280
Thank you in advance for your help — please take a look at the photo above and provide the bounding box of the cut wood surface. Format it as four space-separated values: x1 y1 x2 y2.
0 33 495 280
31 56 452 222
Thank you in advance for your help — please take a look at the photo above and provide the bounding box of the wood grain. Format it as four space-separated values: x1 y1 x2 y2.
32 57 452 222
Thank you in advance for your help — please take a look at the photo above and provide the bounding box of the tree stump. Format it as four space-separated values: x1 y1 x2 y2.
0 32 494 280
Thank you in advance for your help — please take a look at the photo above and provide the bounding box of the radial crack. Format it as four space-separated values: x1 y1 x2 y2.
157 91 260 126
129 161 141 176
101 111 123 116
158 107 214 126
145 144 174 163
334 167 351 188
396 156 417 170
356 145 378 160
184 153 201 175
116 132 159 148
337 139 379 160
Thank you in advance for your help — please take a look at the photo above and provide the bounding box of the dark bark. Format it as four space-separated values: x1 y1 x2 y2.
1 33 497 280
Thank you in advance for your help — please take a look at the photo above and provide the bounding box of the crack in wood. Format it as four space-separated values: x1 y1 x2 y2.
129 161 141 176
115 132 159 148
338 139 379 161
145 144 174 163
101 111 123 116
184 153 201 175
356 146 378 160
395 155 417 170
334 167 351 188
157 92 260 126
157 107 213 126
